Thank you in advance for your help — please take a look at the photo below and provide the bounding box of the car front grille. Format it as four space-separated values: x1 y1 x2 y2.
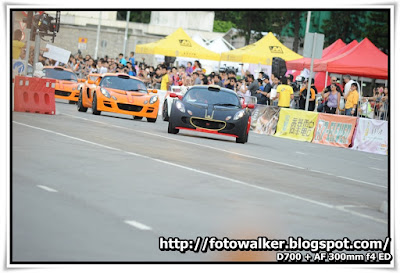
55 90 71 97
117 103 143 112
190 118 226 131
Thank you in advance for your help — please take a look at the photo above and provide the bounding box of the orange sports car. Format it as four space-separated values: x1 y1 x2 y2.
77 73 159 122
43 66 84 103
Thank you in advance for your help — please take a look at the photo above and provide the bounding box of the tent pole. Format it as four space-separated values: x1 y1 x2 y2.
325 71 328 87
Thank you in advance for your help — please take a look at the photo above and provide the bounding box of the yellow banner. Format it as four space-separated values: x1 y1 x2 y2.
274 108 318 142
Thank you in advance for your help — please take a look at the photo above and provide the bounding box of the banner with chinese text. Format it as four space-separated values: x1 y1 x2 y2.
352 118 388 155
274 109 318 142
312 113 357 148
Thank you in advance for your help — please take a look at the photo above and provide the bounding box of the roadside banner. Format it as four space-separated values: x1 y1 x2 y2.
250 105 268 130
352 118 388 155
312 113 357 148
275 108 318 142
253 106 280 135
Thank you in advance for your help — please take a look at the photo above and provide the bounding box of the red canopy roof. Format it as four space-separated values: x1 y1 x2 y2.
286 39 346 70
313 38 388 79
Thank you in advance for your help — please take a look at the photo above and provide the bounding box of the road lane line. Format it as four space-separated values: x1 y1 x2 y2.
369 156 384 161
337 176 387 189
37 185 58 192
14 121 386 224
296 151 307 155
369 167 386 172
124 220 152 231
60 113 385 188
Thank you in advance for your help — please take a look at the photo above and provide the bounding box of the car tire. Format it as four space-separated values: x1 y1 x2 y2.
168 121 179 134
77 91 88 112
147 117 157 123
236 129 248 144
133 116 143 120
92 93 101 115
162 100 169 121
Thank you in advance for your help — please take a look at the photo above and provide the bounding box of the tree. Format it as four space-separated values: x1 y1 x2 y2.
362 11 389 54
213 20 236 33
116 11 151 24
321 11 366 47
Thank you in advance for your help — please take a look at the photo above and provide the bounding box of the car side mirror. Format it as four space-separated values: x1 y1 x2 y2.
151 89 158 94
88 80 94 84
170 93 178 98
247 103 255 109
78 78 85 83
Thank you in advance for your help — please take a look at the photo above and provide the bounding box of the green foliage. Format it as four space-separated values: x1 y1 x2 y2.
321 11 366 47
117 11 151 24
213 20 236 33
362 11 389 54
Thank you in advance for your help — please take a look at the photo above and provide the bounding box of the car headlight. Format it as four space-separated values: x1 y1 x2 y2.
233 110 245 120
100 87 111 98
176 100 185 113
149 95 158 104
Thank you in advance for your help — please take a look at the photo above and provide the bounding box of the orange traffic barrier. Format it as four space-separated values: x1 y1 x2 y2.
14 76 56 115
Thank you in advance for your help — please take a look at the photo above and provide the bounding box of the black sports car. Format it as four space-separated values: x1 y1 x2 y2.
167 85 253 143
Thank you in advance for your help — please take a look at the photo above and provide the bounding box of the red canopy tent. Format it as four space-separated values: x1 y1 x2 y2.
286 39 346 70
313 38 388 79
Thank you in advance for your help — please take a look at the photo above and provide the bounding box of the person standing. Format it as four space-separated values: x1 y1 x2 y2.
129 52 135 66
299 78 317 111
256 75 272 105
246 74 259 97
343 75 359 96
160 65 171 91
271 77 293 108
118 53 127 66
323 83 341 114
344 82 359 116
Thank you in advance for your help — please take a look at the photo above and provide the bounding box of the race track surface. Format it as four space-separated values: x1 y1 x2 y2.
12 100 389 262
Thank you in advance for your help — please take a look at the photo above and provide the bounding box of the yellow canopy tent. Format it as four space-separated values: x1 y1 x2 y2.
135 28 221 61
221 32 303 65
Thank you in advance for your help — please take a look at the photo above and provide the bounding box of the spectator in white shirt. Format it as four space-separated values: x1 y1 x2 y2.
343 75 360 96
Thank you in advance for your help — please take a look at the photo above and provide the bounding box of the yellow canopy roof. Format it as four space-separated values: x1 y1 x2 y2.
221 32 303 65
135 28 221 61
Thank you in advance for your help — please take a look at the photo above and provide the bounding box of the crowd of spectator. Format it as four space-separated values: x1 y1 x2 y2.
13 32 388 121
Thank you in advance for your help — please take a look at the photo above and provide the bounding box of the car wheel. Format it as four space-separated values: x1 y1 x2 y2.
133 116 143 120
77 91 88 112
168 121 179 134
147 117 157 123
162 100 169 121
236 129 248 144
92 93 101 115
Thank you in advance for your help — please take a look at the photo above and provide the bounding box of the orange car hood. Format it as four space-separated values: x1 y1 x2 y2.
105 88 150 97
55 80 79 90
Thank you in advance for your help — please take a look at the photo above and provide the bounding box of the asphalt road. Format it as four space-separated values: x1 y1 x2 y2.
12 100 389 262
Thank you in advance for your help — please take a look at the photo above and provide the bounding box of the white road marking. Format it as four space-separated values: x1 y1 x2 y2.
60 113 385 188
296 151 307 155
369 167 387 172
124 220 152 231
14 121 386 224
310 169 325 174
369 156 384 161
337 176 387 189
37 185 58 192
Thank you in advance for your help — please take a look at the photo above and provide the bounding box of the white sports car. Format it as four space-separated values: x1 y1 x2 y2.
162 85 188 121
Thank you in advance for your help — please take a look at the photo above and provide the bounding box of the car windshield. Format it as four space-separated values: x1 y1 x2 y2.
183 88 240 107
100 76 147 93
43 69 78 82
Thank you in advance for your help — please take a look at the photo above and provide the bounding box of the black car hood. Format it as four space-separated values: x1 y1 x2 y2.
185 102 242 120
